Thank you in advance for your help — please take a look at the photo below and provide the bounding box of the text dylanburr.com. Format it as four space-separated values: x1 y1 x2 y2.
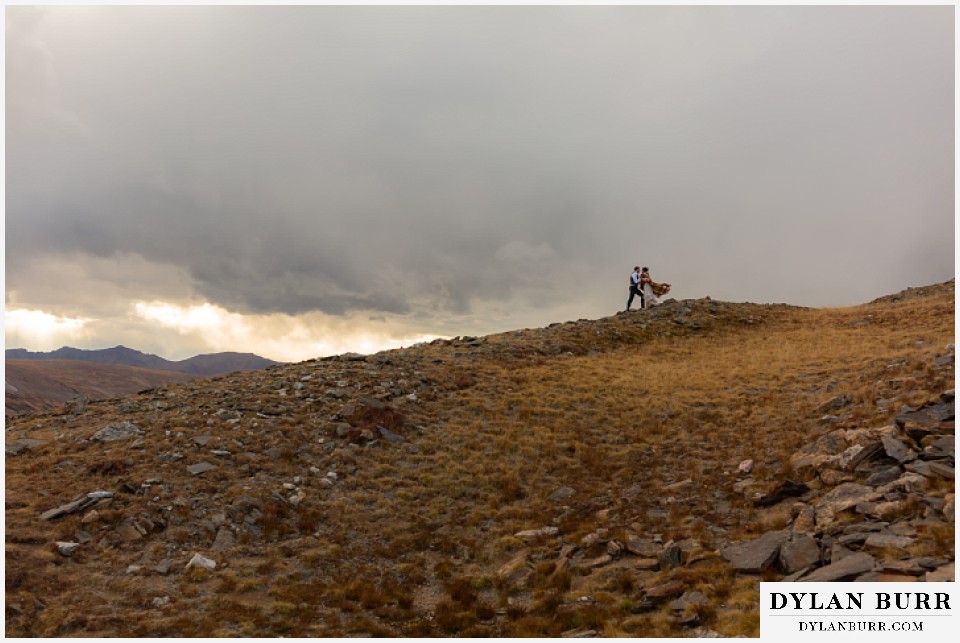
761 583 955 640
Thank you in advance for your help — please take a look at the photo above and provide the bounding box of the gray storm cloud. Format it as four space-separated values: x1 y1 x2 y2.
6 5 954 338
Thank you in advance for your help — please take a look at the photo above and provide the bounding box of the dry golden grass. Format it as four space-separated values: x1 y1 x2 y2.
4 281 954 637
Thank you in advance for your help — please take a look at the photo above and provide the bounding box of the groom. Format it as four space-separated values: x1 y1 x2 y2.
626 266 645 311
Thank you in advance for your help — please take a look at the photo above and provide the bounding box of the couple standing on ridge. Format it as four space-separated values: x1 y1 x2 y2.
626 266 671 311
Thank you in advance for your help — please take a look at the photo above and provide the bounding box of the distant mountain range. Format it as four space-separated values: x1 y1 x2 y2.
5 346 283 416
5 345 282 376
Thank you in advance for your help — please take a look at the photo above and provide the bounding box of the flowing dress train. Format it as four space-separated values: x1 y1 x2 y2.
640 273 671 307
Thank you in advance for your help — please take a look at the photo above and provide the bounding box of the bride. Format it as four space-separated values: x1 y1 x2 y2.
640 267 671 307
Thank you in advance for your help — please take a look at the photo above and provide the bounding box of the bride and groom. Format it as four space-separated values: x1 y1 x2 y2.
627 265 671 311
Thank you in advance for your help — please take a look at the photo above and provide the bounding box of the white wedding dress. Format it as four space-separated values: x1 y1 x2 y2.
642 283 660 307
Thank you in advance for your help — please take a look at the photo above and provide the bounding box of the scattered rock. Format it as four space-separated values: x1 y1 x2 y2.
56 542 81 557
548 486 576 502
881 435 917 464
670 590 708 612
561 628 597 638
819 469 855 486
818 394 852 412
756 480 809 507
377 426 404 443
779 534 821 574
40 491 113 521
791 505 816 536
863 533 915 551
514 526 559 540
497 549 530 582
625 535 661 557
721 530 790 573
576 554 614 570
800 552 875 582
5 438 47 456
90 422 142 442
864 465 905 487
658 543 683 569
814 483 882 526
644 580 687 601
40 496 92 521
211 528 235 552
186 462 218 476
151 596 171 608
185 553 217 571
663 478 693 492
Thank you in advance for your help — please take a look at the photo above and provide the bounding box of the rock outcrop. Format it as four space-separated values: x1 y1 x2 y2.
722 390 955 582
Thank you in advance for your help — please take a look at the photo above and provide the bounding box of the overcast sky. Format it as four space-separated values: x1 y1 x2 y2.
4 5 955 362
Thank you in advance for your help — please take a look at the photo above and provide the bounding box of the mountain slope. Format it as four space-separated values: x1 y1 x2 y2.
5 345 282 376
5 360 197 417
4 281 954 637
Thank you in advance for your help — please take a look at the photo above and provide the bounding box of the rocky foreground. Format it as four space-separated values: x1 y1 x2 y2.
722 389 954 584
5 283 955 637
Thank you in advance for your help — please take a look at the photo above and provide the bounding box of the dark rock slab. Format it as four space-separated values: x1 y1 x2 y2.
40 491 112 520
548 486 576 502
926 462 954 479
849 442 886 471
756 480 810 507
670 591 708 612
864 533 915 550
882 559 935 576
896 403 955 442
819 394 852 413
721 529 790 573
377 426 404 443
779 534 821 574
211 527 236 552
905 461 955 480
881 435 917 464
921 434 954 459
356 397 386 411
658 543 683 569
626 535 661 557
801 552 875 582
187 462 218 476
864 465 905 487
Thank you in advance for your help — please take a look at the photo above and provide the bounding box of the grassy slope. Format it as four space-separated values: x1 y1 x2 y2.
4 281 954 637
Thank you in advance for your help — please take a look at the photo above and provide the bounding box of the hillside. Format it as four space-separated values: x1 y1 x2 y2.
5 360 196 417
6 346 282 376
4 281 955 637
